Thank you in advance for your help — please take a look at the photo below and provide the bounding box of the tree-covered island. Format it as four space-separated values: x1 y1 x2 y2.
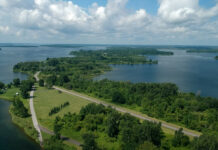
11 47 218 150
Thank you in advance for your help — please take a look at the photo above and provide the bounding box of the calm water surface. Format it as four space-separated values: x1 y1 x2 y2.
0 100 41 150
97 50 218 98
0 46 105 150
0 47 218 150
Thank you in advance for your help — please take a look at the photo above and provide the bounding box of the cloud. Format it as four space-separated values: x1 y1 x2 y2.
0 0 218 45
0 26 9 33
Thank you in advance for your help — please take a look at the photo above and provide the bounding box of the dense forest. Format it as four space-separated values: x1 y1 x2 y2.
13 47 218 149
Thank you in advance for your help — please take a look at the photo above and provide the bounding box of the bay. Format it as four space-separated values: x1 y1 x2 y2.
96 50 218 98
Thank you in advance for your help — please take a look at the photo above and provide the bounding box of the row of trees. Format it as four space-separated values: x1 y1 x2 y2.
49 102 70 116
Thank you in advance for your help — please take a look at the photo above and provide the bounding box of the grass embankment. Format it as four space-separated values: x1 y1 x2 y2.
0 87 39 143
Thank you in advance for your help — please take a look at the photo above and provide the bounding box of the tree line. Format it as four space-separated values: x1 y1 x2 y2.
48 103 218 150
13 48 218 138
49 102 70 116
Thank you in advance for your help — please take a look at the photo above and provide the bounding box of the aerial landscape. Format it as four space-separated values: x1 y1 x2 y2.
0 0 218 150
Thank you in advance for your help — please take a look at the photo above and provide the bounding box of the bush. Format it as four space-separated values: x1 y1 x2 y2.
39 79 44 87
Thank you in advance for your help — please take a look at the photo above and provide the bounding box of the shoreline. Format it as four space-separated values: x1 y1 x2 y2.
0 98 41 149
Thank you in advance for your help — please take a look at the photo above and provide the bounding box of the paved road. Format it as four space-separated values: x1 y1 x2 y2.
53 86 200 137
30 88 43 145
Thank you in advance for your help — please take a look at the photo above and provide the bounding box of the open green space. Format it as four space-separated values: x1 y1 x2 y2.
34 85 91 130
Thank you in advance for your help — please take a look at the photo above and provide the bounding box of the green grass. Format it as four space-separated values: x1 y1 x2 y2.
0 87 40 143
9 99 40 143
55 86 201 137
41 131 78 150
34 86 193 150
34 85 91 130
0 87 20 101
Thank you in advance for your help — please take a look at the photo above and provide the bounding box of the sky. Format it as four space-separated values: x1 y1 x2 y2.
0 0 218 45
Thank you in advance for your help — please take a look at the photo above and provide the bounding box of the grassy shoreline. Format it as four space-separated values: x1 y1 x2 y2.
0 90 40 146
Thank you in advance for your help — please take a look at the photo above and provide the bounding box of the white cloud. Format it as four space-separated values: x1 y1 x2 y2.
0 0 218 45
0 26 9 33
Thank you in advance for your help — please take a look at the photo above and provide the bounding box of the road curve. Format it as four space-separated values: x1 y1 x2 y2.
53 86 200 138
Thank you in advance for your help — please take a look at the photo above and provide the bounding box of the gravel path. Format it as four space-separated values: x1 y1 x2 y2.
30 88 43 145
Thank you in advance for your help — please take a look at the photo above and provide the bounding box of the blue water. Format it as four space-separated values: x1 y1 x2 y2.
0 45 106 150
0 46 106 83
96 50 218 98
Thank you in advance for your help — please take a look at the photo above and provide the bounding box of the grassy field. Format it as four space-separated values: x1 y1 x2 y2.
0 87 20 101
34 86 191 150
34 85 91 130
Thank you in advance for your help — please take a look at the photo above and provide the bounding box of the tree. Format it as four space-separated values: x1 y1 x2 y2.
39 79 44 87
107 111 121 137
137 141 158 150
44 136 64 150
172 128 190 147
112 91 126 104
12 97 29 118
192 134 218 150
53 116 63 139
20 80 34 99
13 78 20 87
0 81 4 89
139 121 164 146
82 133 98 150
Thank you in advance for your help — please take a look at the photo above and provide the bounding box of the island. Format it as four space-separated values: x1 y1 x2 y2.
1 47 217 150
215 56 218 60
187 49 218 53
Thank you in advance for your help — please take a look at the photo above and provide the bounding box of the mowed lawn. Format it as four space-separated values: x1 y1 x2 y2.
34 86 91 129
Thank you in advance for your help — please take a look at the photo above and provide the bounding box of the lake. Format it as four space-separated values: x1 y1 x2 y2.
0 46 218 150
96 50 218 98
0 45 104 150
